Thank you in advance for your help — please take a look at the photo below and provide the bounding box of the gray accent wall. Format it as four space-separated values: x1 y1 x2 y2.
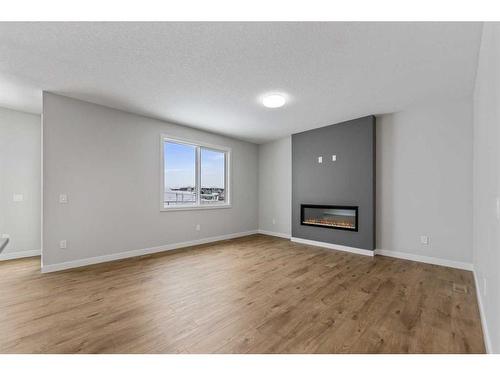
292 116 375 250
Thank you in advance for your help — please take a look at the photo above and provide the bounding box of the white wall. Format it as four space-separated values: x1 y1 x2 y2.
258 136 291 237
376 98 473 266
473 22 500 354
0 106 41 259
42 93 258 268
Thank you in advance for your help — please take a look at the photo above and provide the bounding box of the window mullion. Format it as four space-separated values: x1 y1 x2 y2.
196 146 201 206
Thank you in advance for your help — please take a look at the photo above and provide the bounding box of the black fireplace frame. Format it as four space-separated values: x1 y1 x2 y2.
300 204 359 232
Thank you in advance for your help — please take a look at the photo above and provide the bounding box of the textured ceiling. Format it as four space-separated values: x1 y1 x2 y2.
0 22 482 143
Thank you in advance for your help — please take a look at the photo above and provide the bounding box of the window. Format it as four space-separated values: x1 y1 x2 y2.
161 135 230 210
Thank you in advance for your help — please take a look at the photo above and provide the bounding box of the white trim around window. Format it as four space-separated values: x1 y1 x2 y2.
160 134 231 211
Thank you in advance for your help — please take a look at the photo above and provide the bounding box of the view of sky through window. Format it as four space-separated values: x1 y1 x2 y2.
164 141 196 189
201 148 225 189
163 140 226 206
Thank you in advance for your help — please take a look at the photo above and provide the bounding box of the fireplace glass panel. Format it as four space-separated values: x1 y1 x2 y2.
301 205 358 231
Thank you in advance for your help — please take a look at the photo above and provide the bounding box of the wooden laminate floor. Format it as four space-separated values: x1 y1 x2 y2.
0 234 485 353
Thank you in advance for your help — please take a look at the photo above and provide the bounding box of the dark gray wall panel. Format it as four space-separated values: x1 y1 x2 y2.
292 116 375 250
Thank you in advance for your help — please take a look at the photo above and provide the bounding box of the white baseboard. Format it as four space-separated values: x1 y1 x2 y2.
0 249 41 261
257 229 291 239
374 249 473 271
290 237 374 256
473 269 492 353
41 230 258 273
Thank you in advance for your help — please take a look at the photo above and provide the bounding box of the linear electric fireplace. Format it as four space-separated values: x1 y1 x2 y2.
301 204 358 231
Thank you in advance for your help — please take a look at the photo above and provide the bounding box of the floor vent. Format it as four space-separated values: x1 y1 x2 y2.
453 283 467 294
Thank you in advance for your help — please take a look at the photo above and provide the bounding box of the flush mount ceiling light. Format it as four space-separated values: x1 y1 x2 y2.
262 93 286 108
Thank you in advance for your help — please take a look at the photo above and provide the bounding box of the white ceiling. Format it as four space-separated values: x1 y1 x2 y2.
0 22 482 143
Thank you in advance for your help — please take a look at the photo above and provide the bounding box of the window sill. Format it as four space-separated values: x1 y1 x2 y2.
160 204 232 212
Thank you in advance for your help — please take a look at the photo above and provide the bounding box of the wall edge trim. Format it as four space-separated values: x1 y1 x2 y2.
473 268 493 353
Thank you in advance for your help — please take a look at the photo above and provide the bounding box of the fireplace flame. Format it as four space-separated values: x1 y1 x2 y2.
303 218 355 229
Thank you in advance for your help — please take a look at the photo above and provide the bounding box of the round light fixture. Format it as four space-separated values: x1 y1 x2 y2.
262 93 286 108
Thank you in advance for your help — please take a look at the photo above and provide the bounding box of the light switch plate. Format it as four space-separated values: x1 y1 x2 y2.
420 235 429 245
13 193 23 202
59 193 68 204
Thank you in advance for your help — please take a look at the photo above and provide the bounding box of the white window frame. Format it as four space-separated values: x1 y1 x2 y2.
160 134 231 211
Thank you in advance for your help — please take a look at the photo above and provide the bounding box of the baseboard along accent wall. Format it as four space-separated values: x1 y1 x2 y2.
290 236 374 257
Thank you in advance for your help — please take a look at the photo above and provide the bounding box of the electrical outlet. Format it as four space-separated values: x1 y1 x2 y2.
317 156 323 163
332 155 337 161
59 193 68 204
195 224 201 231
59 240 67 249
272 218 276 225
13 193 23 202
420 235 429 245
